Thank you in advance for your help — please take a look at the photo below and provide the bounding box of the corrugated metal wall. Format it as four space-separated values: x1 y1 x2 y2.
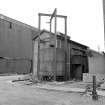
88 51 105 74
0 59 31 74
0 16 38 74
33 31 88 80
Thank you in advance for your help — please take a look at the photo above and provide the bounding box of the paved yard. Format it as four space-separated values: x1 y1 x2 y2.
0 75 105 105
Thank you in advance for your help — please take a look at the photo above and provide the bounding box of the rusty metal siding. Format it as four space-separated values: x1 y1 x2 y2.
39 48 65 76
0 19 33 58
0 59 31 74
0 17 37 74
33 30 88 80
33 40 38 78
88 50 105 74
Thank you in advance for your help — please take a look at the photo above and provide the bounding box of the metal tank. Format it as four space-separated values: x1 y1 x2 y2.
39 48 65 80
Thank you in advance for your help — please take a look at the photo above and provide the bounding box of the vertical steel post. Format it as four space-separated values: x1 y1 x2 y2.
54 8 57 81
37 14 41 80
38 14 41 30
36 11 68 81
92 75 98 100
50 21 52 32
66 18 70 80
68 41 71 80
64 17 68 80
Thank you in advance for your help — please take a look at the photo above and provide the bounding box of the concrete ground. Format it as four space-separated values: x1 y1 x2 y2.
0 75 105 105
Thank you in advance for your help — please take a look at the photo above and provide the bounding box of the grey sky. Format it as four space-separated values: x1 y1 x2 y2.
0 0 104 51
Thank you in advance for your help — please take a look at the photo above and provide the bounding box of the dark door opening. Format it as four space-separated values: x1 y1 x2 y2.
70 64 82 80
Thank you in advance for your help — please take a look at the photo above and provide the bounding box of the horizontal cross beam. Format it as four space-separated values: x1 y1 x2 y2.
38 13 67 18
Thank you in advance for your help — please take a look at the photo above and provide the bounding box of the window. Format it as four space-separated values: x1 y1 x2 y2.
9 22 12 29
57 39 61 48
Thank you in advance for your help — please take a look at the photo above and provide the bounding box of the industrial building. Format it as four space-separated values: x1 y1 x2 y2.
0 14 38 74
33 30 89 81
83 49 105 82
0 14 105 82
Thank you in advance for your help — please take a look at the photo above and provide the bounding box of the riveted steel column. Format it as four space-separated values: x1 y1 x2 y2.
64 17 68 80
50 21 52 32
37 14 41 80
54 8 57 81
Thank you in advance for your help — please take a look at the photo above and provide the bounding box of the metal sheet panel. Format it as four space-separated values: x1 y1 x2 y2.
0 60 31 74
40 48 65 76
0 16 38 74
0 19 33 59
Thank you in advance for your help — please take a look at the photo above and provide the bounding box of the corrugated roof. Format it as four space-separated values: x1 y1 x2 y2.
33 29 88 48
32 29 70 40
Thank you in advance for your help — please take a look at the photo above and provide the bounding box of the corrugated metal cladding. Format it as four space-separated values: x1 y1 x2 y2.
0 15 38 74
33 30 88 81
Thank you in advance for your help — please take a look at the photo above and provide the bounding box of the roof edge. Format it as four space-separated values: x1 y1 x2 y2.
0 14 38 31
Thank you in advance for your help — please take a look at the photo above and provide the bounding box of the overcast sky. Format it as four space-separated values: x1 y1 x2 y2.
0 0 104 51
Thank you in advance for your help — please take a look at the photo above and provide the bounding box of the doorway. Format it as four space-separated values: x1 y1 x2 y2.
70 64 82 80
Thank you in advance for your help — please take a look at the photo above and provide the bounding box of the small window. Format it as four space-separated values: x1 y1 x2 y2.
9 22 12 29
57 39 61 48
49 44 55 47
